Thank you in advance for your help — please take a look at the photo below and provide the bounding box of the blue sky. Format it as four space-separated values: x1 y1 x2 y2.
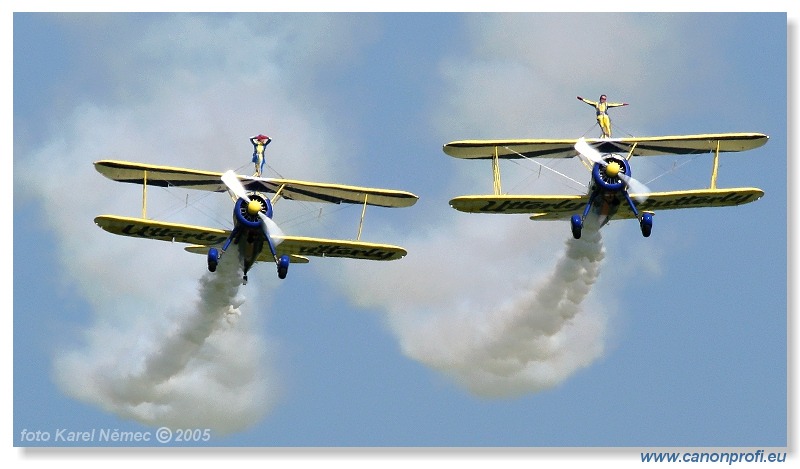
8 6 793 465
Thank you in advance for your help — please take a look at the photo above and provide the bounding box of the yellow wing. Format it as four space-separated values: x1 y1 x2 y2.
94 160 418 208
95 215 406 262
187 238 405 262
449 194 586 214
449 188 764 219
272 236 407 261
443 133 768 160
94 215 230 244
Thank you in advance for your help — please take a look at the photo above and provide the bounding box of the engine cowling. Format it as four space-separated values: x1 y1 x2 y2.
592 155 631 192
234 193 273 229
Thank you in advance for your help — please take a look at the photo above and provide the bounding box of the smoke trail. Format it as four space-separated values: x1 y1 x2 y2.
346 218 608 397
53 254 280 434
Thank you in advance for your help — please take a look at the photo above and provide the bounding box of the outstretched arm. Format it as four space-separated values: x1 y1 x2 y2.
577 96 597 106
607 101 628 108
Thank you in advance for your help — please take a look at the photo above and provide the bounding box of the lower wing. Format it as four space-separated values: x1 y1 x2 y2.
275 236 407 261
449 188 764 220
95 215 406 261
94 215 230 244
187 237 406 262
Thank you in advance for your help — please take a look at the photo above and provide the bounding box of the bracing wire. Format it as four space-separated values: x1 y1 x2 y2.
503 146 588 191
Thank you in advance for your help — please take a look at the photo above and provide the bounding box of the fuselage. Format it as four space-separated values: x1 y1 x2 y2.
231 191 273 276
585 153 631 227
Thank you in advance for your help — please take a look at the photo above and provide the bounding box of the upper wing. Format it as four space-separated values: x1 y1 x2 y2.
442 133 768 160
95 160 229 191
250 178 418 208
443 139 588 159
94 160 418 208
94 215 230 244
449 188 764 219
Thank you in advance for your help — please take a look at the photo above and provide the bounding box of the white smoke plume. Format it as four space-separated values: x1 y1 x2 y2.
396 226 606 397
12 97 284 434
332 212 608 397
52 253 279 434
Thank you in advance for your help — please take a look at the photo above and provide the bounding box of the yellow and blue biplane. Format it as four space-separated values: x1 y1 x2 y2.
94 148 418 283
443 132 768 239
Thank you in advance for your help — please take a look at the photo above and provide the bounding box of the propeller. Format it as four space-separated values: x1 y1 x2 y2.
617 172 650 202
574 138 650 203
222 170 284 249
574 137 606 166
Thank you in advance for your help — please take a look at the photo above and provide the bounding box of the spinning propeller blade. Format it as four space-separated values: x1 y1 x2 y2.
222 170 284 249
574 138 650 203
258 212 284 247
222 170 251 202
618 173 650 203
574 137 605 165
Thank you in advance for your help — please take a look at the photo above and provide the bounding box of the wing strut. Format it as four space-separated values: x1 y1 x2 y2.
625 142 638 161
493 146 502 195
710 140 721 189
357 194 368 240
142 170 148 218
271 183 287 205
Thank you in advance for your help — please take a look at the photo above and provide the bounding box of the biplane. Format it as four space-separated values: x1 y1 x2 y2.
93 154 418 283
443 132 768 239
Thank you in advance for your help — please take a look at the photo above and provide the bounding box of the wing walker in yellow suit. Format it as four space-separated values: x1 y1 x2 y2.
577 94 628 138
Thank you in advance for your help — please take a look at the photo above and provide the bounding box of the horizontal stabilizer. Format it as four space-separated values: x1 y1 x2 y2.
184 245 311 264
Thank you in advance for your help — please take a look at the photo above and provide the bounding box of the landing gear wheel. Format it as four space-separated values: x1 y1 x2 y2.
242 274 248 285
207 247 219 272
570 214 583 240
640 212 653 237
277 255 290 279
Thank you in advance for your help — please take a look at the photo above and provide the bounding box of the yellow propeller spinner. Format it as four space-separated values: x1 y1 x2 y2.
247 199 263 216
605 161 621 178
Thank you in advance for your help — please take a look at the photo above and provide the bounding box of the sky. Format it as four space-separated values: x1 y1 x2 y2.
7 5 794 467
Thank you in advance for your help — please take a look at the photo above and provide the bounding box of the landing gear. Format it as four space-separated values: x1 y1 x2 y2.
243 274 248 285
570 214 583 239
622 191 654 238
640 212 653 237
277 255 290 279
207 247 219 272
571 190 598 240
